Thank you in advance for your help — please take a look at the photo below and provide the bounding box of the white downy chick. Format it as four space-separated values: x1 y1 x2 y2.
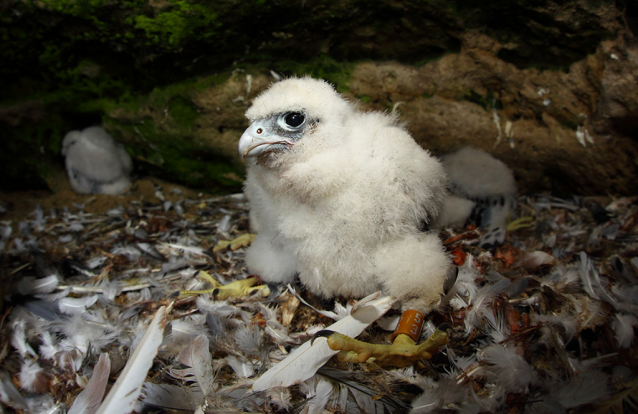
62 126 133 195
238 77 452 312
438 146 517 247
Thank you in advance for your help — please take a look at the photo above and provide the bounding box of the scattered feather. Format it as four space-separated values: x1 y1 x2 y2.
184 335 217 397
549 370 610 409
10 318 37 358
226 355 255 378
465 279 511 332
265 387 292 411
141 383 202 411
521 250 556 269
58 295 99 315
17 274 59 295
0 371 29 410
96 306 167 414
299 376 333 414
481 344 537 392
68 353 111 414
2 185 638 413
19 360 49 393
611 313 637 348
252 293 396 391
234 323 262 356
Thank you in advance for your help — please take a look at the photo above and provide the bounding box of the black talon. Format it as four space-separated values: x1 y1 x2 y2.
311 329 335 345
443 266 459 295
437 323 453 332
212 288 220 299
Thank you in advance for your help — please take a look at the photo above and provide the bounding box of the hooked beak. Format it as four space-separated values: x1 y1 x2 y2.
238 122 294 162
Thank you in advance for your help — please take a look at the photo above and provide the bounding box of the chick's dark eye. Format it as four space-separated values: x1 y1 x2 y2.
285 112 305 128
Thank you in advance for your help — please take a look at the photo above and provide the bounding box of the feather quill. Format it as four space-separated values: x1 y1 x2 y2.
68 353 111 414
252 292 396 391
96 306 167 414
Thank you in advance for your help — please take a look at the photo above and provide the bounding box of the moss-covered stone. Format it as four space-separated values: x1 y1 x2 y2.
1 0 619 105
0 0 633 194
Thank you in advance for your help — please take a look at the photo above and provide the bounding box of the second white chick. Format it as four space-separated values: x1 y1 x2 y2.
62 126 133 195
438 146 517 247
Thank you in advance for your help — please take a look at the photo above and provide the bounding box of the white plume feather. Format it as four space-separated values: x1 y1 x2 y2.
299 376 333 414
69 353 111 414
0 371 28 410
96 306 167 414
225 355 255 378
234 323 262 356
18 360 48 393
612 313 637 348
184 335 216 397
548 370 610 408
481 344 537 391
11 319 37 358
578 251 616 304
251 292 396 391
465 279 511 333
58 295 99 315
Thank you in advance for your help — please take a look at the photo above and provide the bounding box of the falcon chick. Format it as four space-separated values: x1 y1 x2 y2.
239 77 453 364
62 126 133 195
437 146 519 248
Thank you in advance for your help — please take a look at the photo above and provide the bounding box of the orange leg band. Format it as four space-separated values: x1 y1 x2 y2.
391 310 424 342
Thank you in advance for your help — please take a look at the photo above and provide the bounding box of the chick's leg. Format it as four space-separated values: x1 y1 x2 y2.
312 234 453 366
374 233 452 314
312 314 451 367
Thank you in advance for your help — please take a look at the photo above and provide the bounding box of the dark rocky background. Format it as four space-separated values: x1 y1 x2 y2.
1 0 637 195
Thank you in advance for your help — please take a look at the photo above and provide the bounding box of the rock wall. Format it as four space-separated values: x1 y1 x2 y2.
348 33 638 195
1 0 637 194
103 32 638 195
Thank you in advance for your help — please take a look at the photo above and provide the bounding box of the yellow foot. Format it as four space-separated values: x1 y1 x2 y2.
180 271 270 300
507 216 534 232
311 324 452 367
213 233 256 252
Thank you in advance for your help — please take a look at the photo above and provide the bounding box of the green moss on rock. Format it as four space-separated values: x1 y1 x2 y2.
168 97 198 129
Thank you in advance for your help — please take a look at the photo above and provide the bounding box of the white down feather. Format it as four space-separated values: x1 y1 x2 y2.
242 77 451 312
